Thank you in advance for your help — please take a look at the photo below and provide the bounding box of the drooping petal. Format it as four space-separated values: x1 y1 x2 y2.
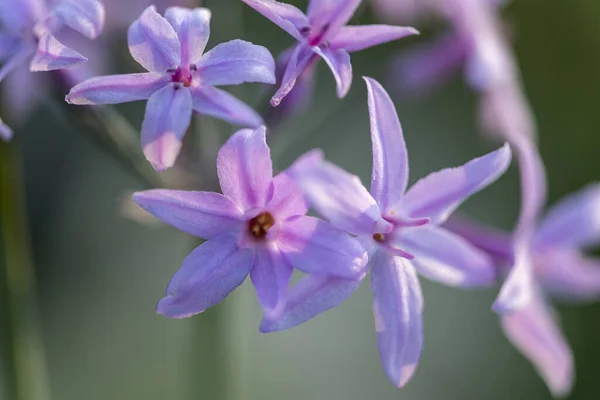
157 234 255 318
312 47 352 98
365 77 409 213
402 144 512 224
217 126 272 210
330 25 418 53
288 150 391 237
392 225 496 288
127 6 181 72
141 84 192 171
493 247 535 313
196 40 275 86
165 7 211 66
30 34 87 71
307 0 361 40
0 117 13 141
537 251 600 303
266 171 308 220
191 86 263 128
260 274 363 333
240 0 308 41
534 184 600 250
132 189 244 239
501 292 574 397
65 73 168 105
371 252 423 388
271 44 315 107
44 0 105 39
250 245 293 319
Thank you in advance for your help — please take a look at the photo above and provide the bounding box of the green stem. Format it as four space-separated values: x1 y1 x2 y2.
0 141 51 400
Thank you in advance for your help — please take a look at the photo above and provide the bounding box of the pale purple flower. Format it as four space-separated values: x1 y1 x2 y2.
66 6 276 172
241 0 418 106
133 126 367 320
261 77 511 387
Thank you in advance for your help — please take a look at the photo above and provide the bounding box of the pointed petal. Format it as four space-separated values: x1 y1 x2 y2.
217 127 272 210
260 274 363 332
196 40 275 86
307 0 361 40
65 73 168 105
493 248 535 313
534 184 600 250
371 252 423 387
46 0 105 39
402 144 512 224
271 44 315 107
0 117 13 141
288 150 390 237
537 251 600 303
165 7 211 66
330 25 418 53
250 245 293 319
141 84 192 171
132 189 243 239
313 47 352 98
241 0 308 41
443 217 514 263
191 86 263 127
30 34 87 71
127 6 181 72
501 293 574 397
364 77 409 213
157 234 255 318
393 225 496 288
267 171 308 220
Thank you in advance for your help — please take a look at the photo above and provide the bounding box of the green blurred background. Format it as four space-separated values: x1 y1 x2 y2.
1 0 600 399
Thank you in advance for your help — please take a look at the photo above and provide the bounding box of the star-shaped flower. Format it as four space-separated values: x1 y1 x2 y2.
133 126 367 320
261 77 512 387
241 0 418 106
66 6 276 171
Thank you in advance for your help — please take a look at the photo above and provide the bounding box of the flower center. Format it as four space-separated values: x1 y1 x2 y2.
301 25 329 47
169 65 195 87
373 233 386 243
248 212 275 240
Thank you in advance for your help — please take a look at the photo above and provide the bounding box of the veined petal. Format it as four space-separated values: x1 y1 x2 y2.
250 245 293 319
537 251 600 303
30 34 87 71
365 77 409 213
393 225 496 288
260 274 363 333
289 150 389 237
278 215 367 278
241 0 308 41
313 47 352 98
217 127 272 210
534 184 600 250
493 247 535 313
132 189 244 239
191 86 263 128
271 44 314 107
128 6 181 72
65 73 168 105
307 0 361 40
371 252 423 387
141 84 192 171
157 234 255 318
46 0 105 39
266 171 308 220
402 144 512 224
501 292 574 397
330 25 418 53
165 7 211 66
196 40 275 86
0 117 13 141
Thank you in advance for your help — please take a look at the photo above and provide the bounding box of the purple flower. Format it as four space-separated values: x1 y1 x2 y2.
241 0 418 106
66 6 276 172
261 77 512 387
133 126 367 320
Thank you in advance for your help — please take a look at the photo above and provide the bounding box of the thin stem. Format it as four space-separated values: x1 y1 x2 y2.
0 141 51 400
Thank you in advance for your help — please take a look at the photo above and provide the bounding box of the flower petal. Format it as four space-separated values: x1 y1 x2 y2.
493 247 535 313
393 225 496 288
191 86 263 128
313 47 352 98
157 234 255 318
277 215 368 278
307 0 361 40
371 252 423 387
0 117 13 141
127 6 181 72
165 7 211 66
402 144 512 224
537 251 600 303
196 40 275 86
534 184 600 250
65 73 168 105
271 44 315 107
444 217 514 263
501 292 574 397
30 34 87 71
217 126 272 210
46 0 105 39
267 171 308 220
365 77 409 213
132 189 243 239
260 274 363 333
250 245 293 319
141 84 192 171
241 0 308 41
330 25 418 53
